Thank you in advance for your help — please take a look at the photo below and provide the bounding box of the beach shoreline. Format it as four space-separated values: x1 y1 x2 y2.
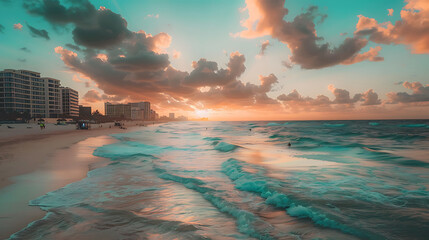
0 122 162 239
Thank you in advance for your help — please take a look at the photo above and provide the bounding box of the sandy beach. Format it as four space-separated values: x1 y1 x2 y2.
0 122 161 239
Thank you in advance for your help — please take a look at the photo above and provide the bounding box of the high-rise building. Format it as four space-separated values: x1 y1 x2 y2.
0 69 46 117
142 102 150 120
0 69 78 118
130 102 145 120
61 87 79 117
169 113 175 120
149 109 159 120
104 102 131 119
42 77 62 118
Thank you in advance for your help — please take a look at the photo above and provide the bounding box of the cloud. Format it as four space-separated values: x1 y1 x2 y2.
388 9 394 16
341 46 384 65
83 89 102 103
277 85 382 112
387 81 429 103
24 0 131 49
172 50 181 59
27 23 50 40
82 90 123 103
361 89 382 105
146 14 159 19
0 24 4 33
355 0 429 54
328 84 362 104
259 40 270 56
20 47 31 53
65 43 81 51
235 0 380 69
13 23 23 30
281 60 293 69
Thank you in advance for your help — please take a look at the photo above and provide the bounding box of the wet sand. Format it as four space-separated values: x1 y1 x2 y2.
0 123 161 239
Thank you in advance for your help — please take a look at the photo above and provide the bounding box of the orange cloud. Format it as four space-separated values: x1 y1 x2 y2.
172 50 181 59
13 23 23 30
388 9 394 16
341 46 384 65
236 0 377 69
355 0 429 54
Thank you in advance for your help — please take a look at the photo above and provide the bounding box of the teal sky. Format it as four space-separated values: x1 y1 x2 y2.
0 0 428 120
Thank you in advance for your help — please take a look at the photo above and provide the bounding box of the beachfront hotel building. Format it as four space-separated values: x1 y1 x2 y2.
169 113 175 120
0 69 78 118
61 87 79 117
105 101 157 120
105 102 132 119
42 77 62 118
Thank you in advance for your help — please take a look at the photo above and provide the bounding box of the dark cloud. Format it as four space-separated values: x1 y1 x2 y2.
237 0 383 69
72 9 132 48
387 81 429 103
83 89 123 103
361 89 381 106
183 52 245 88
277 85 381 112
281 60 293 69
27 23 50 40
329 85 362 104
24 0 131 48
55 45 280 110
65 43 81 51
20 47 31 53
0 24 4 33
259 40 270 56
23 0 97 26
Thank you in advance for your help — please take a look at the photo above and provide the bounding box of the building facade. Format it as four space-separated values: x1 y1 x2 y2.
0 69 47 117
142 102 150 120
42 77 62 118
61 87 79 117
0 69 79 118
79 105 92 119
105 102 131 119
169 113 175 120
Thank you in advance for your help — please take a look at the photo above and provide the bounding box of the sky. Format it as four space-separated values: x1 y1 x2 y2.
0 0 428 120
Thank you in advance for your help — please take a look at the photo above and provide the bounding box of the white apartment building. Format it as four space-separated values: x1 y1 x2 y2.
0 69 78 118
42 77 62 118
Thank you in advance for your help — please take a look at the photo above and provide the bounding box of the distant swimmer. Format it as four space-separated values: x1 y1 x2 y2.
288 142 291 147
249 128 252 131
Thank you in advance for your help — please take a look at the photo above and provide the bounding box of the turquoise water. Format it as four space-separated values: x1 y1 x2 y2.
10 120 429 239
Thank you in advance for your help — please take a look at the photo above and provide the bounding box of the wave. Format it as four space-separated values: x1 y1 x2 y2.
369 122 380 126
214 142 240 152
221 158 374 239
154 168 274 239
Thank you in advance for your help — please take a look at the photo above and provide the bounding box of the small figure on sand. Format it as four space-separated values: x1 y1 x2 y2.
39 123 45 130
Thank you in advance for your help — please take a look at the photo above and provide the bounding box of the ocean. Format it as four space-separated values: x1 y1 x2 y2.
9 120 429 239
